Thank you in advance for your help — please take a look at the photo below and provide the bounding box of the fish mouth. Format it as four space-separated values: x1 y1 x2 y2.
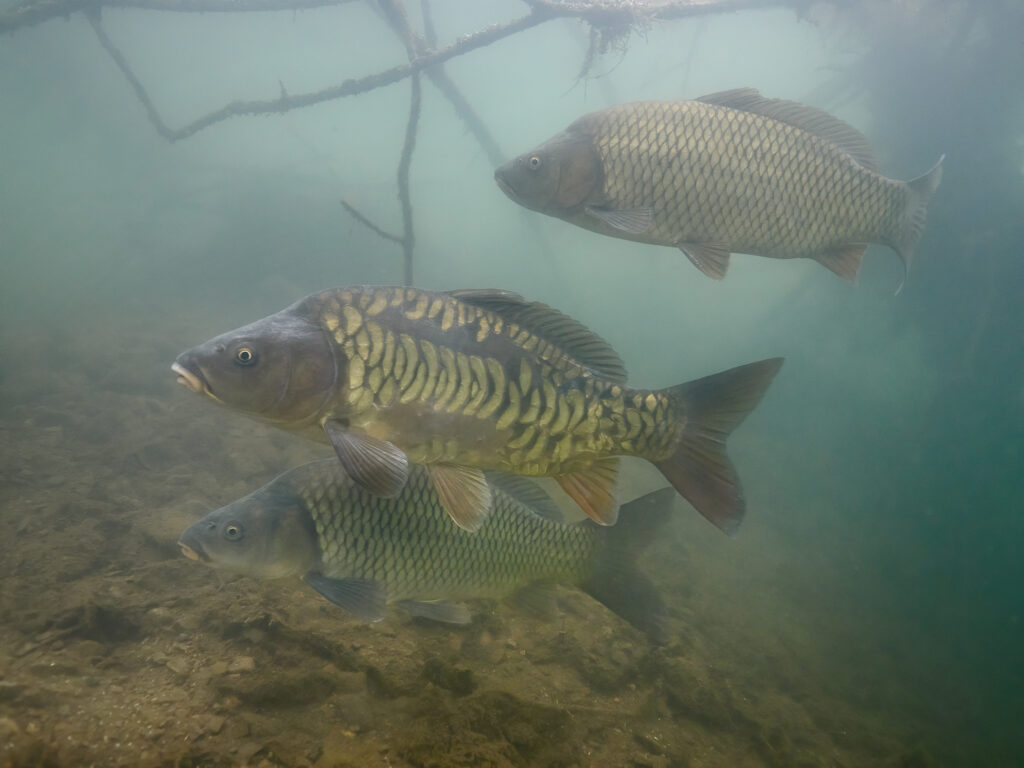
178 539 206 562
494 171 519 202
171 361 208 396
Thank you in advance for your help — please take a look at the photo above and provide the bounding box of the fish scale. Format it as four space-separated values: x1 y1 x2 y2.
305 286 681 475
495 89 942 285
589 101 903 256
298 466 594 602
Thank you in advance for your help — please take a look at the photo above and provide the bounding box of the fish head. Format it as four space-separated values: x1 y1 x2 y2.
172 308 337 426
494 131 601 216
178 483 317 580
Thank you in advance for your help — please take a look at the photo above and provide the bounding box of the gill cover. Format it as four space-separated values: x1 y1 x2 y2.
173 309 338 424
494 130 602 215
178 483 318 579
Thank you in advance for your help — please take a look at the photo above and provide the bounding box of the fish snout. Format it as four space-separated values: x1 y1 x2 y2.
171 357 207 395
178 528 211 563
494 164 517 199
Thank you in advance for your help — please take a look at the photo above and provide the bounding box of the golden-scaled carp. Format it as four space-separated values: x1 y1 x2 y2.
172 286 782 534
495 88 943 286
179 460 674 641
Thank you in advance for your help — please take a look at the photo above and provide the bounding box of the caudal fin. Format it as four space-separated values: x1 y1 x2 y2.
893 154 944 291
652 358 784 536
582 488 675 644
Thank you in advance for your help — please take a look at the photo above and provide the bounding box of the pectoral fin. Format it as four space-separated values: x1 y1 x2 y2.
429 464 492 532
678 241 731 279
323 420 409 497
397 599 472 624
814 243 866 284
304 573 387 621
585 206 654 234
555 457 620 525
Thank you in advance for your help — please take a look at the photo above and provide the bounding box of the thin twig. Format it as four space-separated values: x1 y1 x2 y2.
420 0 436 48
0 0 356 32
85 8 175 140
397 72 421 286
383 0 505 166
26 0 787 142
375 0 422 286
339 200 403 245
425 69 504 166
170 9 551 140
377 0 417 56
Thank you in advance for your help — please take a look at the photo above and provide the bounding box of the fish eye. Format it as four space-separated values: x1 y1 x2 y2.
528 155 542 170
223 522 244 541
234 346 257 366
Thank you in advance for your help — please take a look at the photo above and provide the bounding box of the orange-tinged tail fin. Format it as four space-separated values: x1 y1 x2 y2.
652 358 784 535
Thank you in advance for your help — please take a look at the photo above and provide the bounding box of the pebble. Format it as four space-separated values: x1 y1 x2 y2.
146 607 177 627
227 656 256 673
225 718 250 739
166 657 190 676
0 716 20 738
193 713 225 736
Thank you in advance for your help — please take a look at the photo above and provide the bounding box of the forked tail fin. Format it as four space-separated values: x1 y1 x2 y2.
582 488 675 644
652 358 784 536
893 154 945 291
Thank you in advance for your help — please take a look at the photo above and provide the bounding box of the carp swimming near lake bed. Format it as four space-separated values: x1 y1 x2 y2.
178 460 675 642
172 286 783 534
495 88 943 287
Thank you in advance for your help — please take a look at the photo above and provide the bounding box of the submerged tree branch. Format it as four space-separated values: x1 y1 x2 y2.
168 8 550 140
0 0 356 33
340 0 423 285
10 0 797 143
2 0 784 34
397 73 422 286
16 0 808 290
86 9 177 140
379 0 422 285
339 200 403 245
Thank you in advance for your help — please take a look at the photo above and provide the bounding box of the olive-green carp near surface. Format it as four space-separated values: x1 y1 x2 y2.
494 88 944 286
178 460 674 642
172 286 783 535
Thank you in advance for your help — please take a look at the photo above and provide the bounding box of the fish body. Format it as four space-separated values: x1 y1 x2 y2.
173 285 783 534
179 460 673 641
495 88 943 284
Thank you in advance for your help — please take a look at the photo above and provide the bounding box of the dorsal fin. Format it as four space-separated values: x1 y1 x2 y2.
696 88 878 172
449 289 627 383
485 471 565 523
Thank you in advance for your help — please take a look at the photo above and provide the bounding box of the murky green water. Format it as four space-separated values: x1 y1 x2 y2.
1 2 1021 766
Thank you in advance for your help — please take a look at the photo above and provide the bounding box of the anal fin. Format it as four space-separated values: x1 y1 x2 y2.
429 464 492 532
678 241 731 279
814 243 866 284
555 457 620 525
398 599 472 625
509 581 561 619
323 420 409 497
